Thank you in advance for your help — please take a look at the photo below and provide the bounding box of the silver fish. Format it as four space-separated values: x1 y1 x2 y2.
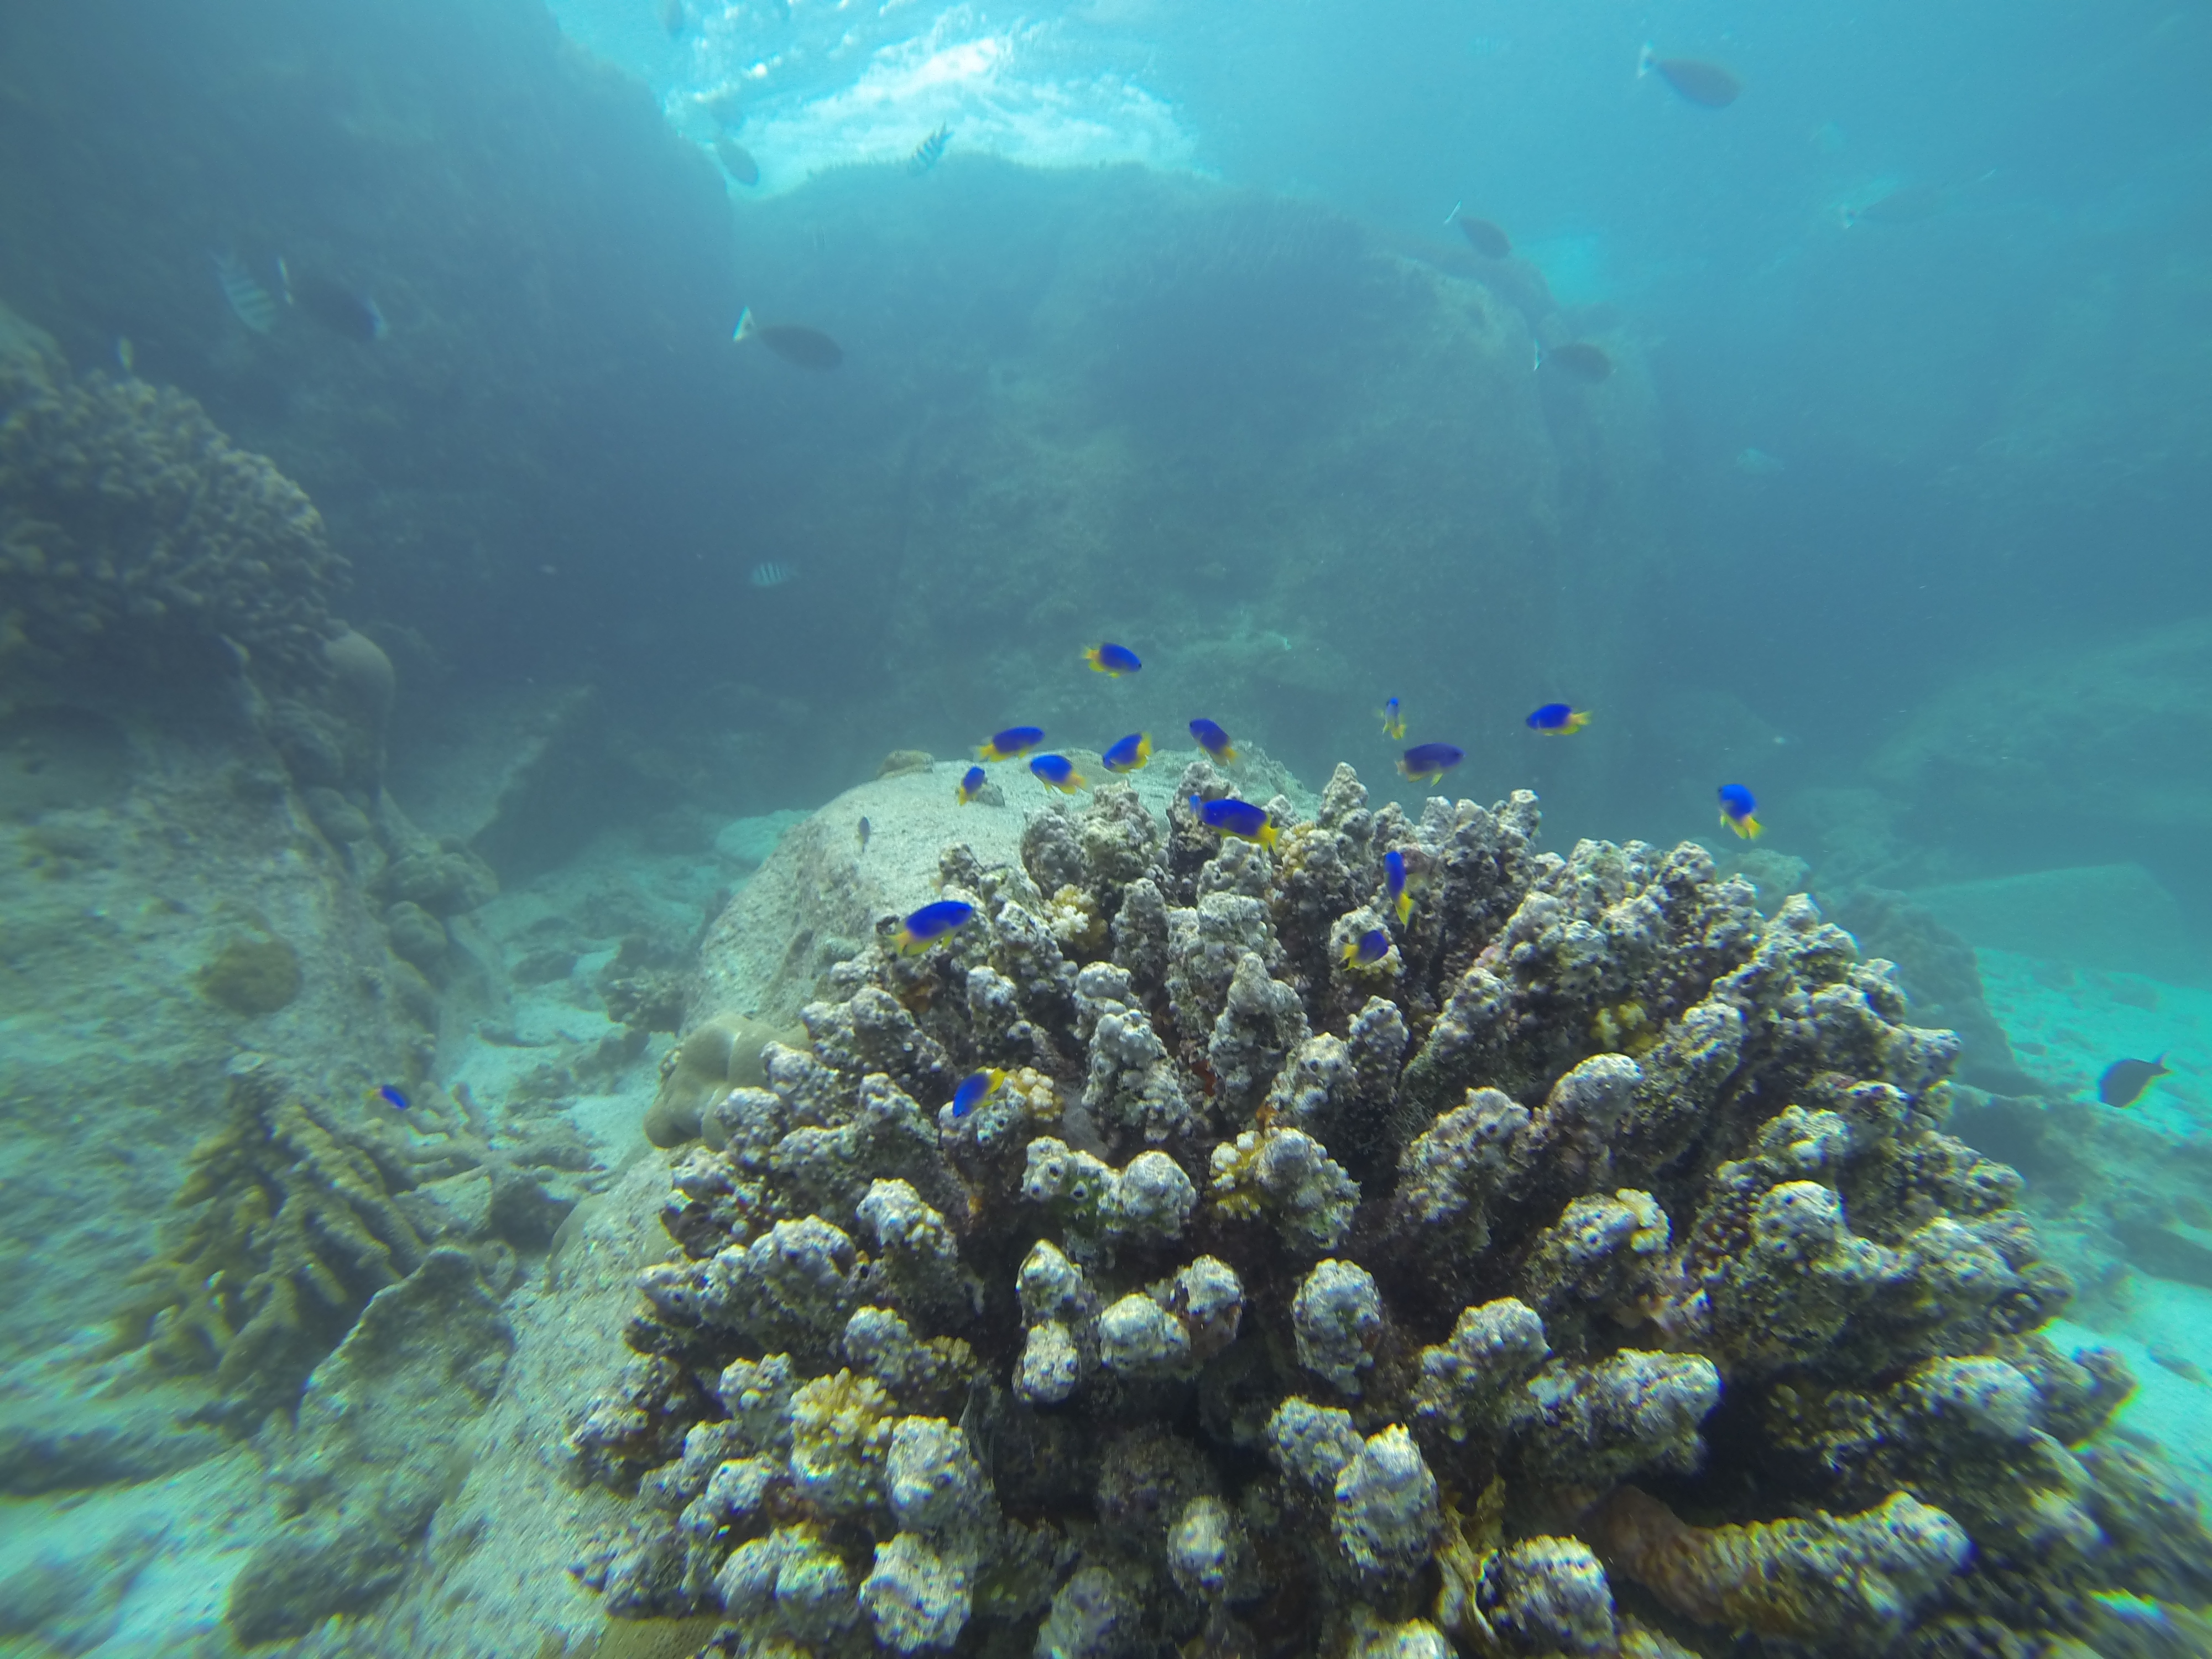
749 561 794 588
213 252 279 333
908 124 950 175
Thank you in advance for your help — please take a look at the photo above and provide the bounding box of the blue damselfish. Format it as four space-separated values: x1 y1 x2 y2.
1527 703 1592 734
956 765 987 804
951 1068 1007 1118
1398 743 1463 784
1102 733 1152 773
896 899 975 953
1190 795 1275 848
1189 719 1238 763
1342 927 1390 967
978 726 1045 761
1085 643 1141 676
1717 784 1761 840
1030 753 1087 793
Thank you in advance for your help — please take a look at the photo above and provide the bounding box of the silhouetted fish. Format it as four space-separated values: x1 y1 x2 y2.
288 270 385 341
1447 205 1511 259
715 137 760 186
1639 45 1741 108
655 0 686 36
1841 181 1949 229
700 88 745 128
1540 341 1613 382
734 307 843 369
2099 1055 2171 1108
909 124 950 175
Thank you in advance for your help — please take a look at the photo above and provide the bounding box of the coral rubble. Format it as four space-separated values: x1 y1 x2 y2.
570 766 2212 1657
111 1053 577 1420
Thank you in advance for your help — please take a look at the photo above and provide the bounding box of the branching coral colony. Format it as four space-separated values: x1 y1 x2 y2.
571 764 2212 1659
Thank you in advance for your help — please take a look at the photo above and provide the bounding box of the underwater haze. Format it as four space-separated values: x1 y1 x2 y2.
2 0 2211 1654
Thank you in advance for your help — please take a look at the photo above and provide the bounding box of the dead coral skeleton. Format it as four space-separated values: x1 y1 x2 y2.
569 763 2209 1658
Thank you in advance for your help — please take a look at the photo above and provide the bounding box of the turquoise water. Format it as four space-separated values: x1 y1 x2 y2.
1 2 2208 1655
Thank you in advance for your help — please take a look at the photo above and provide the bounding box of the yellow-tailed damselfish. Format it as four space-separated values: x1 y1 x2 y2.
1527 703 1592 734
896 899 974 954
1085 643 1141 676
1342 927 1390 967
1191 795 1275 849
1030 754 1088 794
951 1067 1008 1118
1102 733 1152 773
978 726 1045 761
1717 784 1761 840
956 765 987 804
1190 719 1238 763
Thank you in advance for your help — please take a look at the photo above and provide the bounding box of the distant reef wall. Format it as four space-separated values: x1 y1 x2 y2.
0 1 1667 842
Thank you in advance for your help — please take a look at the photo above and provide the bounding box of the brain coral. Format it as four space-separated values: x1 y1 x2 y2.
0 304 346 690
569 762 2211 1658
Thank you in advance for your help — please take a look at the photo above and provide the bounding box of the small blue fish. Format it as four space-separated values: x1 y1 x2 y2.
1399 743 1464 785
1379 698 1406 741
896 899 975 954
956 765 988 805
978 726 1044 762
1102 733 1152 774
1527 703 1591 734
1190 719 1239 764
1384 849 1415 924
1717 784 1761 840
1190 795 1276 849
1030 753 1088 794
1342 928 1390 967
372 1084 410 1111
951 1067 1006 1119
1085 643 1142 676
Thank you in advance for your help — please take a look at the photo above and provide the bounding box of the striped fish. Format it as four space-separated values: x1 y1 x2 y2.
213 252 279 333
907 124 950 175
749 561 794 588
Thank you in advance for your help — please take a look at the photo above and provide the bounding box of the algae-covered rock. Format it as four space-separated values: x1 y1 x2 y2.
195 932 302 1015
225 1248 513 1644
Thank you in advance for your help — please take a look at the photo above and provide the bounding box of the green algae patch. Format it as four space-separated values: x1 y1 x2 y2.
196 933 302 1015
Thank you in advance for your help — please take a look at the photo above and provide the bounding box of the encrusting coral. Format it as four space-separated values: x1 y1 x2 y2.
568 762 2212 1658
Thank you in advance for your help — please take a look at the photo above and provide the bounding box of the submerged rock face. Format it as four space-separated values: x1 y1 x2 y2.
570 766 2209 1655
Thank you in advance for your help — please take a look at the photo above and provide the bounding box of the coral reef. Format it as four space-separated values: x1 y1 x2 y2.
0 303 346 692
567 765 2211 1657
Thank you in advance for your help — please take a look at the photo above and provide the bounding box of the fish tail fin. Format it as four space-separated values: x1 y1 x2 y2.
1729 813 1762 840
1444 201 1462 227
1568 711 1592 732
1220 744 1239 765
1395 894 1412 925
734 306 757 343
1259 824 1278 851
1532 340 1543 373
277 256 293 304
1637 42 1655 77
1083 647 1105 672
